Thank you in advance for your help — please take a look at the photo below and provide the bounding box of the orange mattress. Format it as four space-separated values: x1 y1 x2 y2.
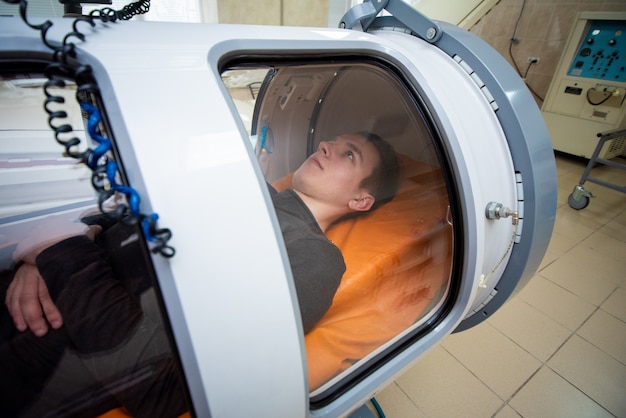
274 155 453 390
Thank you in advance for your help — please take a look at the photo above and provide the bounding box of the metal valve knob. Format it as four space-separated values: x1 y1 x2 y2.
485 202 519 225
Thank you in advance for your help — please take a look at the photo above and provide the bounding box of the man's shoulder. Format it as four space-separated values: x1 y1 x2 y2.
266 182 278 197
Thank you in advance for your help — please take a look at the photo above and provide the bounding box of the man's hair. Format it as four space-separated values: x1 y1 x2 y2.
358 131 400 212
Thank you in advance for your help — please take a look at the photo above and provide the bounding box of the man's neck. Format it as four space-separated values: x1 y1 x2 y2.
293 190 343 232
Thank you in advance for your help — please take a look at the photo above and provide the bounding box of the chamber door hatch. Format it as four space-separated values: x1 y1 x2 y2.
341 0 556 331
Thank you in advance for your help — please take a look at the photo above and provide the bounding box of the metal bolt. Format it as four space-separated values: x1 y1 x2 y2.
426 27 437 39
485 202 519 225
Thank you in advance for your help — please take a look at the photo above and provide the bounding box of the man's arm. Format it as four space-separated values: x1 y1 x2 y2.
286 237 345 333
5 224 101 336
2 229 186 418
31 235 143 352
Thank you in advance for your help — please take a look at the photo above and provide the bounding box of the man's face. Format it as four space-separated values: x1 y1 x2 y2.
292 134 380 213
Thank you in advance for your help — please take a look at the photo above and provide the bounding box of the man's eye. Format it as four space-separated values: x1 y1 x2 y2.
346 151 354 160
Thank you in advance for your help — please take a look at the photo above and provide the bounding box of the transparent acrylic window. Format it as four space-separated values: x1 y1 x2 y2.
222 60 454 395
0 69 191 417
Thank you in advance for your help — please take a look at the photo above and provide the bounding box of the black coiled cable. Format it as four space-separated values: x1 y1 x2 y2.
88 0 150 22
4 0 175 258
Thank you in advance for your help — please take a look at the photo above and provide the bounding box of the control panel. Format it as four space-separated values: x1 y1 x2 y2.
541 12 626 159
567 20 625 82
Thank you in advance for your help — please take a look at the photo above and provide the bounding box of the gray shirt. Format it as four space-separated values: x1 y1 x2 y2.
270 187 345 333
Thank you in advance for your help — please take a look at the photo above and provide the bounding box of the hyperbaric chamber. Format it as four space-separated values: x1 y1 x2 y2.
0 1 556 417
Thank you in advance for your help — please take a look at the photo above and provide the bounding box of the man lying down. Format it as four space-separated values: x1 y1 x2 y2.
0 132 399 417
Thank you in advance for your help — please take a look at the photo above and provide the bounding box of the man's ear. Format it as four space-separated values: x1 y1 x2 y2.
348 193 375 212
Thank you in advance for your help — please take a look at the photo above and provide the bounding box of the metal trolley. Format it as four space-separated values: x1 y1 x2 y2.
568 128 626 210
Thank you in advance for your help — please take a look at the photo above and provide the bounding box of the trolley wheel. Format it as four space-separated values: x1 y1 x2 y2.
568 193 590 210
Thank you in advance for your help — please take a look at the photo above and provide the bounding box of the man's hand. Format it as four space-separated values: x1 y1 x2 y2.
7 222 102 336
5 263 62 337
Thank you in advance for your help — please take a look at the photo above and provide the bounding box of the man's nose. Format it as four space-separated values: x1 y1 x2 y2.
318 141 331 156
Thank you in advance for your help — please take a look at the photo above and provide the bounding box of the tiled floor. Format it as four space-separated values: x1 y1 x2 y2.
375 152 626 417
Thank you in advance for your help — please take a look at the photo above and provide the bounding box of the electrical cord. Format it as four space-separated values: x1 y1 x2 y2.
522 60 535 79
507 0 545 102
586 88 613 106
507 0 525 76
4 0 175 257
370 397 386 418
